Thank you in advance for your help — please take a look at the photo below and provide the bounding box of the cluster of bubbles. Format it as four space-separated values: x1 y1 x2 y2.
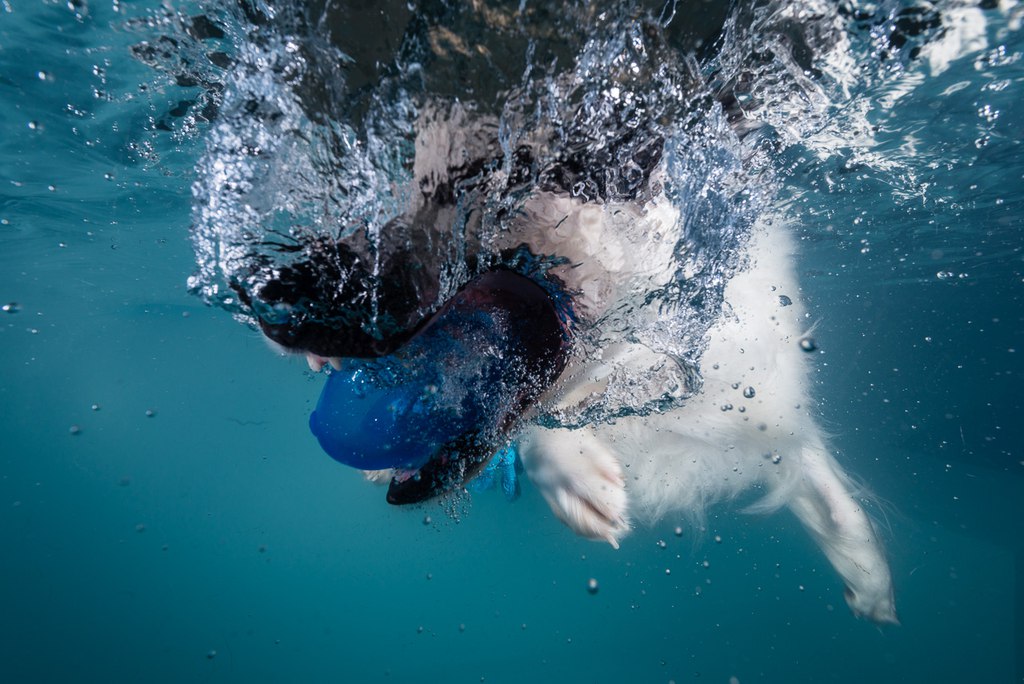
128 0 968 425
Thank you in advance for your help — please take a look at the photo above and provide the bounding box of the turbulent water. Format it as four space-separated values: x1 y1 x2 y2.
133 1 743 423
126 0 1020 429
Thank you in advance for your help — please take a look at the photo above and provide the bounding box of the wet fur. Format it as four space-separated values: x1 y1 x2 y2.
517 216 897 623
405 112 898 621
361 107 899 623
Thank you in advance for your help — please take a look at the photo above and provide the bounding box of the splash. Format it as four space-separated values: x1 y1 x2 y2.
130 0 1015 426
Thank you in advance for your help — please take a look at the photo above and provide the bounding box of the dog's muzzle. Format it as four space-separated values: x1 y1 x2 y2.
306 269 568 504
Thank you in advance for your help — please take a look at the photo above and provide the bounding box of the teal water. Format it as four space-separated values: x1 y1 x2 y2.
2 1 1022 683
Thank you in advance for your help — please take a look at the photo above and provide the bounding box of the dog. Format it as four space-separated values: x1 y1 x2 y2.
238 100 898 624
190 1 899 625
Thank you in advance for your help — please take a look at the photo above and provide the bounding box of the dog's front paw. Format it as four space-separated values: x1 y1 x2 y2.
519 426 630 548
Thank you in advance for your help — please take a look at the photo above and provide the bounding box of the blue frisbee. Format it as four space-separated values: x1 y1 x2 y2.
309 306 504 471
309 358 484 472
307 269 567 502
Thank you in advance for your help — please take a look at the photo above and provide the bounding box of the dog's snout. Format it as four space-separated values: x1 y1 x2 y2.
249 239 433 358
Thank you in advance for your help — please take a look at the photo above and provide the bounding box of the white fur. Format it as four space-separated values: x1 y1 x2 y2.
517 211 898 624
367 103 897 623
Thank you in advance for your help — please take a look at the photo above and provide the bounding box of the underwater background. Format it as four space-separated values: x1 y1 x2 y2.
1 1 1022 682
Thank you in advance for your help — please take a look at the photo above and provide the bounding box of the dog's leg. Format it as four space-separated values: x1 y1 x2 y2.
518 425 631 548
786 439 899 624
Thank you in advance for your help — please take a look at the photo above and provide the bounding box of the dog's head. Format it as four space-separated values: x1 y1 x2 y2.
187 5 726 505
233 235 436 359
234 215 573 503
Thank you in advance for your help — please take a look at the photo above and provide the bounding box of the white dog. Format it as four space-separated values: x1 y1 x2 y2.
214 7 898 626
293 108 899 625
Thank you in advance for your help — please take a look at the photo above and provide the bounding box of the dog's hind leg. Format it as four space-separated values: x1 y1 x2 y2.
518 425 631 548
786 438 899 624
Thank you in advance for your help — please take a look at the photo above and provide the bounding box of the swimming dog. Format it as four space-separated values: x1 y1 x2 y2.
212 5 898 625
238 98 897 625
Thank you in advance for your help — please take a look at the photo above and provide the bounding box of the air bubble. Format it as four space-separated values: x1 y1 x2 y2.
778 295 792 306
3 302 20 313
674 526 683 537
656 539 667 549
799 337 817 352
586 578 599 594
742 386 755 399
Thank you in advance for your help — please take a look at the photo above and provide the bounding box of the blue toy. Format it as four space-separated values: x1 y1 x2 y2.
308 269 566 504
309 309 498 471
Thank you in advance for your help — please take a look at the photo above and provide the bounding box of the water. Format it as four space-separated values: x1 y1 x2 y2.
2 1 1022 682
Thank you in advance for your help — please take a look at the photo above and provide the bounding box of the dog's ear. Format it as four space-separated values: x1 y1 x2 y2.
518 425 630 548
